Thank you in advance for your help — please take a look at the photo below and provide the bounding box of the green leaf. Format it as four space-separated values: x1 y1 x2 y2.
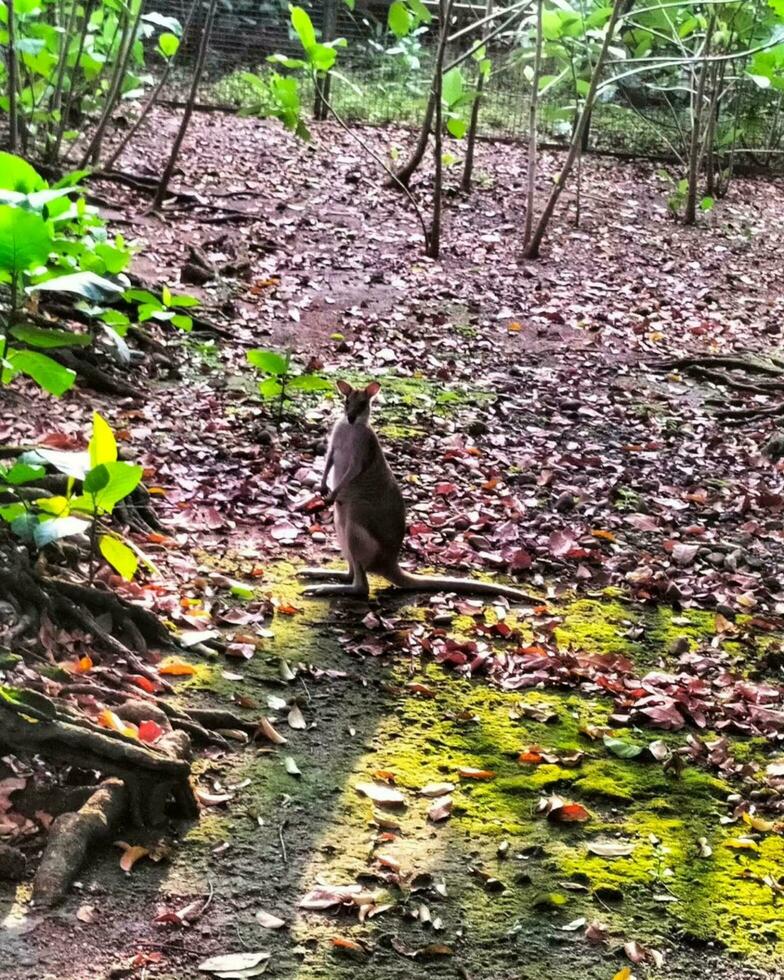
388 0 412 37
9 323 91 349
31 271 124 301
1 462 45 485
309 42 337 72
287 373 333 391
259 377 284 399
247 349 289 375
123 288 160 306
0 152 45 193
89 412 118 467
446 117 467 139
10 512 38 542
603 736 643 759
407 0 432 23
168 293 200 308
0 205 52 275
291 5 317 50
0 503 27 523
441 68 464 108
84 464 110 494
158 31 179 57
6 349 75 396
33 514 89 547
99 534 138 580
0 684 57 719
700 196 715 211
71 461 143 514
170 314 193 332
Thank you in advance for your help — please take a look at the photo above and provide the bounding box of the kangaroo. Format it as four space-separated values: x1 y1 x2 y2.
299 380 535 602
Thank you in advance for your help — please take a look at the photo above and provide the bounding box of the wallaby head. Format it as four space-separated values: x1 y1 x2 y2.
336 380 380 425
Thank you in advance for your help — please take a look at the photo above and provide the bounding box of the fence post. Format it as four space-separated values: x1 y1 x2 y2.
314 0 338 120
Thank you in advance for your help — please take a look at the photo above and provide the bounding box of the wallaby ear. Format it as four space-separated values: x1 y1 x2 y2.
337 380 352 397
365 381 381 398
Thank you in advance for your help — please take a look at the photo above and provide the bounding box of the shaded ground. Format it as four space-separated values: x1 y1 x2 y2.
2 109 784 979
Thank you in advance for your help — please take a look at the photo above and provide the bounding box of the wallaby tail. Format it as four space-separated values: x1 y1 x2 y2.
386 565 536 603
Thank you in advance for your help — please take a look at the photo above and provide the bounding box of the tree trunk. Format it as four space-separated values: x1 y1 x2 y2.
150 0 218 211
523 0 625 259
461 0 493 193
314 0 338 121
684 12 716 225
392 92 436 188
7 0 18 153
523 0 543 246
427 0 453 259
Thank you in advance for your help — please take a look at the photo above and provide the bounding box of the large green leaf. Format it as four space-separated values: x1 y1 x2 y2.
0 152 45 193
388 0 411 37
247 349 289 375
71 460 143 513
1 462 45 484
89 412 118 467
288 373 332 391
5 348 75 396
31 271 124 301
0 205 52 275
442 68 464 108
158 31 179 57
99 534 138 580
291 5 316 49
9 323 91 348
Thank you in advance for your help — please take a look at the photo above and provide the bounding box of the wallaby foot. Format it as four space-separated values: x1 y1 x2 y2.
297 567 352 582
301 582 369 598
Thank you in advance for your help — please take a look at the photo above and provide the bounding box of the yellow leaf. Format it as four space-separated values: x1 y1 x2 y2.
613 969 632 980
507 321 522 333
97 708 138 739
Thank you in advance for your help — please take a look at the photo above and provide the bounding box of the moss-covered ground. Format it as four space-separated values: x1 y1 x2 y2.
3 561 780 980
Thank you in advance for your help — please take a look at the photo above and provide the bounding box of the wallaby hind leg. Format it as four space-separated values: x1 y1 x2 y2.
301 564 369 598
298 567 352 582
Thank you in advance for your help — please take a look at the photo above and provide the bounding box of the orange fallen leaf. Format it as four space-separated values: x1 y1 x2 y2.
332 936 367 955
159 659 197 677
458 768 496 780
507 321 522 333
518 749 544 764
591 529 616 542
551 802 591 823
373 770 397 783
117 843 151 873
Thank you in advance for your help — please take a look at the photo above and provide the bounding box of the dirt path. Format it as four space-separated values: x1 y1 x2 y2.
2 110 784 979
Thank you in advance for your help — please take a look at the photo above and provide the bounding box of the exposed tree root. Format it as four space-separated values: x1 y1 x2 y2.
32 779 128 907
655 354 784 422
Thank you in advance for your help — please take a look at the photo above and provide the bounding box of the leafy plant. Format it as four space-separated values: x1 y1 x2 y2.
0 0 183 166
246 348 332 426
1 412 145 581
123 285 200 332
0 152 137 395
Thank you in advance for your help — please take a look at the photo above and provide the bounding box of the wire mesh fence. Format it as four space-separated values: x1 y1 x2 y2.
148 0 784 167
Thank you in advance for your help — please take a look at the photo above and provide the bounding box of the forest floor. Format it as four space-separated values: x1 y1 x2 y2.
2 108 784 980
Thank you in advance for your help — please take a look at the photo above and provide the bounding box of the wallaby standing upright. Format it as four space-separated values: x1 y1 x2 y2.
299 380 534 601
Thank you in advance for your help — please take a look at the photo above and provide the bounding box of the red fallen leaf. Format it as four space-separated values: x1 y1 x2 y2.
138 720 164 744
585 921 609 945
548 529 576 557
638 703 685 731
154 898 204 927
130 952 163 968
299 885 365 910
276 603 301 616
434 483 457 496
552 802 591 823
508 548 533 570
38 431 83 449
128 674 157 693
518 749 544 764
